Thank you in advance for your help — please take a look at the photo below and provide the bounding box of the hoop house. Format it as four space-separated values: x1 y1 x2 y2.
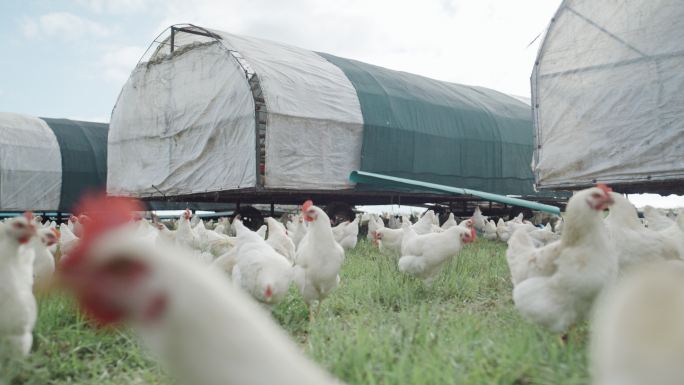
532 0 684 193
0 112 107 211
109 25 541 203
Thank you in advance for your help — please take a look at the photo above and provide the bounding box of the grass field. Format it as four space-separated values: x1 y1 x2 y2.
1 239 590 385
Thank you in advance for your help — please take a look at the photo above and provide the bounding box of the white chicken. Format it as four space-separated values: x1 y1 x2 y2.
212 247 239 280
398 223 476 285
412 210 435 235
30 228 58 287
554 217 564 235
440 213 457 230
265 217 296 263
331 220 348 243
58 196 340 385
604 193 682 271
67 215 82 238
176 209 212 263
528 223 559 247
337 216 359 250
642 205 674 231
483 220 498 241
194 220 234 258
496 218 513 242
366 214 385 240
154 222 176 247
507 185 618 333
387 215 402 229
290 216 308 248
360 212 372 226
374 217 408 255
472 206 487 232
499 219 537 244
215 217 234 236
591 261 684 385
511 212 524 223
58 222 80 258
176 209 200 251
231 219 293 307
430 211 440 226
653 209 684 257
293 201 345 320
0 214 37 357
256 225 267 239
400 217 419 256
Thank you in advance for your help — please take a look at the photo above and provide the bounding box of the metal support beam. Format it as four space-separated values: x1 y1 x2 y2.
169 25 222 54
170 27 175 53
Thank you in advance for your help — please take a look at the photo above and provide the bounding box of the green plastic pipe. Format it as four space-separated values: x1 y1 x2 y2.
349 171 561 215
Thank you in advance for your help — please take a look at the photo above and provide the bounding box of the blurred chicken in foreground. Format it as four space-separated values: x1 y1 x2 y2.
591 262 684 385
58 194 340 385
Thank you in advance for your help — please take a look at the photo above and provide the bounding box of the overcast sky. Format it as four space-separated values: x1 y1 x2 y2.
2 0 682 207
1 0 563 120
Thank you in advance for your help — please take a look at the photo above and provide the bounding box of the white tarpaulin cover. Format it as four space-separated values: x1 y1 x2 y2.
0 112 61 210
532 0 684 190
108 41 257 197
109 26 363 197
215 31 364 189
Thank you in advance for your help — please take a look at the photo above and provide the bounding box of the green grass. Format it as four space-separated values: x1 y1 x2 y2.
2 240 589 384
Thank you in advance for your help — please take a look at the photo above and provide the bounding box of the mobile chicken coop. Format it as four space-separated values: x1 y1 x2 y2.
532 0 684 194
0 112 107 215
108 25 567 223
0 112 237 217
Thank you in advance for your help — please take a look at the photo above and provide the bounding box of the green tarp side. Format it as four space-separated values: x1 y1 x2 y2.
41 118 108 211
318 52 537 196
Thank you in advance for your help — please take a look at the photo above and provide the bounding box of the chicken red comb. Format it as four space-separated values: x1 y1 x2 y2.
61 192 144 271
302 200 314 212
23 211 33 221
596 183 612 195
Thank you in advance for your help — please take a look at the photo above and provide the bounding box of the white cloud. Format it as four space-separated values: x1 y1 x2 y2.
21 12 111 41
99 45 146 83
75 0 151 14
148 0 562 96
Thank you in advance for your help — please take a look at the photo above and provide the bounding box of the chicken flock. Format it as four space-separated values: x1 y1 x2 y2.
2 187 684 385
